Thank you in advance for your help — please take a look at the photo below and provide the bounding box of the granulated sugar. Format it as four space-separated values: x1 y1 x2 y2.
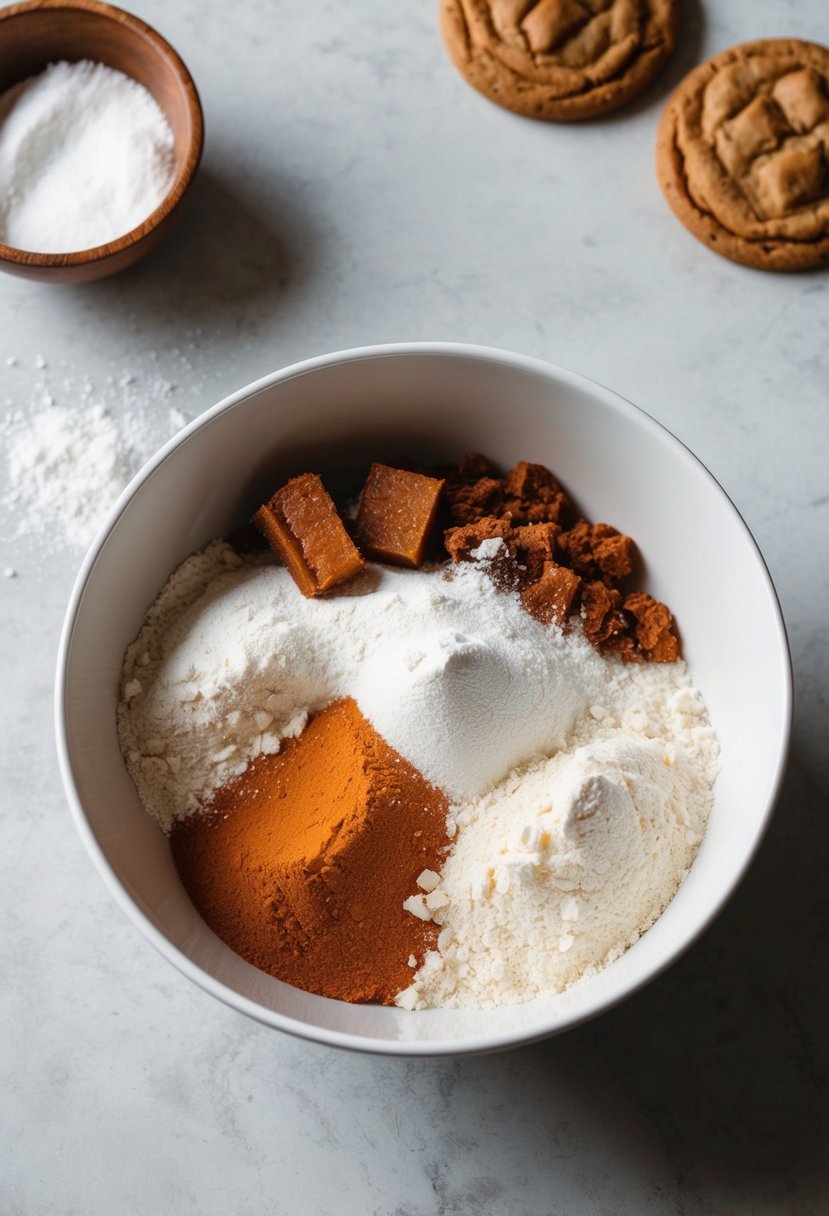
0 360 193 553
0 60 175 253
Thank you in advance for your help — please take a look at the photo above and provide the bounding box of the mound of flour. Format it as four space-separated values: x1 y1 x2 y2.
118 542 610 827
397 697 717 1010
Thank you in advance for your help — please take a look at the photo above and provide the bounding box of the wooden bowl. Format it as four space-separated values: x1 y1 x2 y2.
0 0 204 283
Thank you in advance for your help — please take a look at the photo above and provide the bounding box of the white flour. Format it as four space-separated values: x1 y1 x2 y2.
397 688 717 1010
118 544 611 825
117 542 718 1007
0 60 175 253
1 362 193 553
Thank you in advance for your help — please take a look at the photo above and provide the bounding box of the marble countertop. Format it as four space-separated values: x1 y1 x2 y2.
1 1 827 1212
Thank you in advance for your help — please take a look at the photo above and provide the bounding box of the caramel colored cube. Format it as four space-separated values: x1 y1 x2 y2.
354 464 445 568
252 473 364 597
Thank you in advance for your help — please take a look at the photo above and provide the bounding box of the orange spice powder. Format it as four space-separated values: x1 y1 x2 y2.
171 698 450 1004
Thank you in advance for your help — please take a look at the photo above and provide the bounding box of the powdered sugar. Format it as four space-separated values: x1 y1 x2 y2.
0 60 175 253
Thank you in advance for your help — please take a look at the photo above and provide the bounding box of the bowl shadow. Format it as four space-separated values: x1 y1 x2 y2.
57 166 310 350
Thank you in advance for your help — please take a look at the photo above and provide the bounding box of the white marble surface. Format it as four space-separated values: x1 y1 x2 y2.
1 1 827 1211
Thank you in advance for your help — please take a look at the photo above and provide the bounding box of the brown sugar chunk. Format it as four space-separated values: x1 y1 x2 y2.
592 524 635 582
440 0 679 122
509 522 559 581
354 463 445 568
504 460 562 501
624 591 679 662
445 516 512 563
559 520 634 583
656 39 829 270
503 460 570 525
580 580 627 647
521 561 581 626
252 473 364 597
441 451 680 663
446 475 505 525
458 452 497 481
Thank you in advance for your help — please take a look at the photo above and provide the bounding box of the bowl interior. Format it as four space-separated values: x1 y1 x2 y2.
58 346 791 1053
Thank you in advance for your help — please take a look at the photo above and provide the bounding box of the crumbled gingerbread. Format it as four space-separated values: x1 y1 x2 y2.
624 592 679 663
521 561 581 626
559 520 634 583
354 463 445 568
252 473 365 597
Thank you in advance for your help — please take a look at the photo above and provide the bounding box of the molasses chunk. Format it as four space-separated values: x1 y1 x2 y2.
252 473 364 597
624 592 680 662
559 520 634 583
354 463 445 568
521 562 581 627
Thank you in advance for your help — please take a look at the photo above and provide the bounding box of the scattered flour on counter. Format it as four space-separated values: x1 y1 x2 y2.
0 362 195 553
4 402 133 549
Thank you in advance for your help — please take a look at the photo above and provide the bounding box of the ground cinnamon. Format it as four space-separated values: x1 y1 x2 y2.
171 698 450 1004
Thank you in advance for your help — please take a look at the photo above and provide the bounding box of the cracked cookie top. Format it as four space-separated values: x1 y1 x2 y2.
657 39 829 271
439 0 679 121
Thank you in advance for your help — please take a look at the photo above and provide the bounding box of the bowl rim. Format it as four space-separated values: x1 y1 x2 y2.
0 0 204 269
54 341 794 1056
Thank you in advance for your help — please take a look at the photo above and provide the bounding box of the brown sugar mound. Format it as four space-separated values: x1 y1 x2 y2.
443 454 680 662
656 39 829 271
440 0 679 123
171 699 450 1005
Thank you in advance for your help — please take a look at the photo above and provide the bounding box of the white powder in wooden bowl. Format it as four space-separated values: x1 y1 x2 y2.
0 60 175 253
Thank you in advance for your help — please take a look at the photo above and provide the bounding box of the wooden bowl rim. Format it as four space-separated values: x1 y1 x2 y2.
0 0 204 269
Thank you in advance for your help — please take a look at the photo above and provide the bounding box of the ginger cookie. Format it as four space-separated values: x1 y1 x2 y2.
657 39 829 271
439 0 680 122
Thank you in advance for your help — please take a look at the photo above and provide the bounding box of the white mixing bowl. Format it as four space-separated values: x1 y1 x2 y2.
56 343 792 1054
